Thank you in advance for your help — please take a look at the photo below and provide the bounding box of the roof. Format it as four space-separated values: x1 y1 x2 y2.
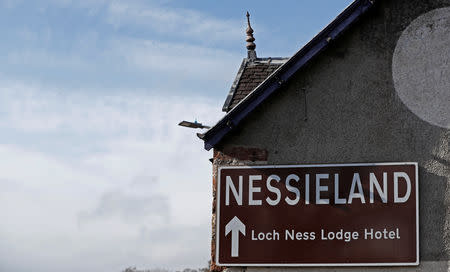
201 0 375 151
222 57 288 112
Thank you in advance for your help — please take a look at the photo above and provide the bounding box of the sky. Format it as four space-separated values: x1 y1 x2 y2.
0 1 352 271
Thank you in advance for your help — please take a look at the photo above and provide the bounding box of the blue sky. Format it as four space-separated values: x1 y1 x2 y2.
0 1 352 271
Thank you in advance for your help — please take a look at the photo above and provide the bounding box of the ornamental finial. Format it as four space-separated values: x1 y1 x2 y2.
246 11 256 51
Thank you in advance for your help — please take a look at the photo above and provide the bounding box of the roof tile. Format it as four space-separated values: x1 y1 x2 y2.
224 59 287 111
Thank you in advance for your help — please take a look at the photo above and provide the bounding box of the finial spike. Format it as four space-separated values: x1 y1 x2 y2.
245 11 256 54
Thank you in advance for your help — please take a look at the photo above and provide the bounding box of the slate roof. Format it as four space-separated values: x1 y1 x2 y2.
201 0 375 150
222 57 288 112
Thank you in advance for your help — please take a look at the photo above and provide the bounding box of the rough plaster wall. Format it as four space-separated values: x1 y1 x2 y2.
212 0 450 271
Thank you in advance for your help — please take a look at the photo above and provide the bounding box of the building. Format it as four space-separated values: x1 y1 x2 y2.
199 0 450 271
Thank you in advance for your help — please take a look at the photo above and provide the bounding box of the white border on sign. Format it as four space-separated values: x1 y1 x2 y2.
215 162 419 267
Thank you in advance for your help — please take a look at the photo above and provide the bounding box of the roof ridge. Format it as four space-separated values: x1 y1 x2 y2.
222 59 248 112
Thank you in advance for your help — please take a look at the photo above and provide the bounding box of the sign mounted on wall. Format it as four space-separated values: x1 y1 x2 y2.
216 162 419 266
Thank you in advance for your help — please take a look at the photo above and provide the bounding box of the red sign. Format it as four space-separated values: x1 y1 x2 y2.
216 162 419 266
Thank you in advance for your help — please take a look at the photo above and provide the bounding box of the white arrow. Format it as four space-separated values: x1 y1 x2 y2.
225 216 246 257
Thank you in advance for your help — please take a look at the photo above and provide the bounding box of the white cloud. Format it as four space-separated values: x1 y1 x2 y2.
0 0 243 95
2 35 241 84
0 80 223 134
6 48 88 71
0 81 223 271
78 189 170 224
0 0 237 269
3 0 243 44
109 38 241 82
106 1 242 43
